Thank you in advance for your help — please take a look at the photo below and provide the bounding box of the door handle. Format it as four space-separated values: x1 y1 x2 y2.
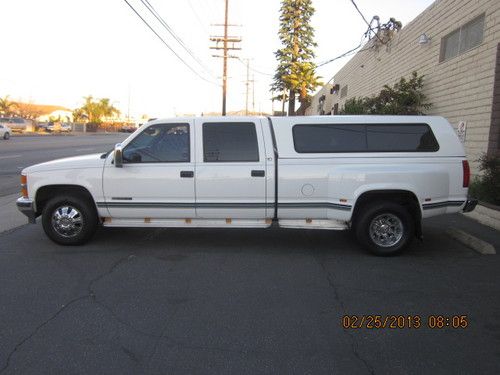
251 170 265 177
180 171 194 178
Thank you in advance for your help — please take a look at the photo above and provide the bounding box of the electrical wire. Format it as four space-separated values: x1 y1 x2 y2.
349 0 384 44
123 0 220 86
237 58 274 77
186 0 211 35
140 0 216 77
317 43 363 67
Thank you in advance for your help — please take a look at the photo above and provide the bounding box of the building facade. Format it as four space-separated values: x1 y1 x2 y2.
307 0 500 172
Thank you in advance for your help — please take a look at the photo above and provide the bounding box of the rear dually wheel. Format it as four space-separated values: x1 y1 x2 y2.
355 201 414 256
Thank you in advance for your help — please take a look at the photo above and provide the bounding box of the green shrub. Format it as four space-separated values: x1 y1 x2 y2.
340 71 431 115
469 154 500 206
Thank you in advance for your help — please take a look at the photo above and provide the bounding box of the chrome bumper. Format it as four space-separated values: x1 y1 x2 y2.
463 198 478 213
16 197 36 224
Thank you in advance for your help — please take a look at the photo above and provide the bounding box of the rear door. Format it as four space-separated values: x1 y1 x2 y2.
194 118 269 219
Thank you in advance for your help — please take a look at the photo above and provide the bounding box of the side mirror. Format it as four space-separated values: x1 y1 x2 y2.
114 143 123 168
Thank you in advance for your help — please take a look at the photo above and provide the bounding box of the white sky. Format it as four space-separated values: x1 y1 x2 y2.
0 0 434 119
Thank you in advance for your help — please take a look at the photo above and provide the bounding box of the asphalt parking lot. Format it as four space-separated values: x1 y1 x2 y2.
0 135 499 374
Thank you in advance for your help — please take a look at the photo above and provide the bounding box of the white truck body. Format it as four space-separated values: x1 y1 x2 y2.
17 116 476 255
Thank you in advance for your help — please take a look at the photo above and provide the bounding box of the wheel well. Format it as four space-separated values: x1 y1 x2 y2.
35 185 96 215
351 190 422 238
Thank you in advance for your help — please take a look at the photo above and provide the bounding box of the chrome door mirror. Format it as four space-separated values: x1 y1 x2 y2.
114 143 123 168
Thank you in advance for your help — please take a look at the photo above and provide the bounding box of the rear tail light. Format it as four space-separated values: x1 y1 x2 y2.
462 160 470 188
21 174 28 198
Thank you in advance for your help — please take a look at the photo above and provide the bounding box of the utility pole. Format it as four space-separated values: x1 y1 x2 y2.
242 59 255 115
252 74 255 113
210 0 241 116
245 59 249 115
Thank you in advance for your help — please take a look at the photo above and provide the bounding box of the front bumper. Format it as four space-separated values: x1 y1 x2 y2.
463 198 478 213
16 197 36 224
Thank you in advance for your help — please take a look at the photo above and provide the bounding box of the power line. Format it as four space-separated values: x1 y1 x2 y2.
187 0 211 35
140 0 215 77
237 58 273 77
317 43 363 67
123 0 219 86
349 0 384 44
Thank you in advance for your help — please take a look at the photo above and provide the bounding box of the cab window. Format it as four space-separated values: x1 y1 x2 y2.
123 123 190 163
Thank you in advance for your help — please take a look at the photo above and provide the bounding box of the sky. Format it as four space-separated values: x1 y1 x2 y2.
0 0 435 119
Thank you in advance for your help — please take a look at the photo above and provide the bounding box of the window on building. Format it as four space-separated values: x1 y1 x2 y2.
293 124 439 153
340 85 348 98
440 14 485 62
123 123 190 163
203 122 259 162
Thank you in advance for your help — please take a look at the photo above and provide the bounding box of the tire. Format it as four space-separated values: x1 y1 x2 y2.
42 194 98 245
3 132 9 140
355 201 414 256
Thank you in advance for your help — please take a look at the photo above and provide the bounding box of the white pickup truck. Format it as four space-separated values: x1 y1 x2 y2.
17 116 477 255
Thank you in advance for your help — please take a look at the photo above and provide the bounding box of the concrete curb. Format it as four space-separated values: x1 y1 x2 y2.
463 204 500 231
446 228 496 255
0 193 29 234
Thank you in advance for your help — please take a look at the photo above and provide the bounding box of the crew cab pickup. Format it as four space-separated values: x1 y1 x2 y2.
17 116 477 255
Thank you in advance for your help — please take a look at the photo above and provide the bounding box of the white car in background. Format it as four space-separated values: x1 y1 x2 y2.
0 123 11 139
0 117 32 132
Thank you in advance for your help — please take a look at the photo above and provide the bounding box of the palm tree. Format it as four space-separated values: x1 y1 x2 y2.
76 96 120 124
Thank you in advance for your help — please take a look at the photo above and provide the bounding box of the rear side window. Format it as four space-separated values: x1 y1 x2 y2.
203 122 259 162
293 123 439 153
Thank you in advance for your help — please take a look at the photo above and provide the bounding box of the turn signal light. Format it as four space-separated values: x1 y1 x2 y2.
21 175 28 198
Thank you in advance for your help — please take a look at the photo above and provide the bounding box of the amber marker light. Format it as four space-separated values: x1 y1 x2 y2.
21 174 28 198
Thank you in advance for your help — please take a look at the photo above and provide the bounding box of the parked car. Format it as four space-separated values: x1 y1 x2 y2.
0 123 11 139
1 117 32 132
16 116 477 255
120 124 137 133
61 123 72 132
37 122 52 131
46 122 71 133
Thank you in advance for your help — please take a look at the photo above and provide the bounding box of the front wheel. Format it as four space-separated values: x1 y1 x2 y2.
42 195 98 245
355 201 414 256
3 132 10 140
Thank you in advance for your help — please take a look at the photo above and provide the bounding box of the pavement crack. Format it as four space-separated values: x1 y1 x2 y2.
311 239 376 375
0 254 135 373
0 295 88 374
87 254 136 299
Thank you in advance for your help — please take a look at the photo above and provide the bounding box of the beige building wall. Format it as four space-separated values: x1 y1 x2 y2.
307 0 500 173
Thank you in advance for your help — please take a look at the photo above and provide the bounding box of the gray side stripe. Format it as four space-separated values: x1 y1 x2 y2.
422 200 465 210
96 202 352 211
278 202 352 211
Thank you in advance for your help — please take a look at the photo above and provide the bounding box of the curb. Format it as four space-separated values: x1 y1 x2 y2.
446 228 496 255
0 193 29 234
463 204 500 231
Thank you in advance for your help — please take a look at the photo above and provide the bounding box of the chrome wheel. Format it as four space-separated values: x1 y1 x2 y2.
51 205 83 238
369 213 403 247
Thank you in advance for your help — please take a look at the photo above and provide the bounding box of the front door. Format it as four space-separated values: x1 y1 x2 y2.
102 121 195 219
194 119 269 219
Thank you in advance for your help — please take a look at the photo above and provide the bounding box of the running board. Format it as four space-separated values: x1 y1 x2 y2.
102 218 272 228
278 219 348 230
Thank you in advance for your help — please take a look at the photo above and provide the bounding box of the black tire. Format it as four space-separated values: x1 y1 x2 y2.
42 194 98 245
355 201 414 256
3 132 9 140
